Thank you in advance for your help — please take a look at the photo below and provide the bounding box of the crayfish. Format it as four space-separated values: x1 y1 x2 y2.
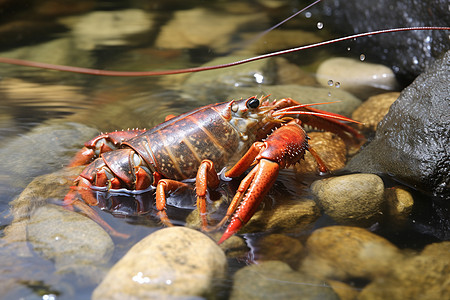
63 95 362 243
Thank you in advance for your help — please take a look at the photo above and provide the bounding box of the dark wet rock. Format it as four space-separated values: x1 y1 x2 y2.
316 57 399 99
230 260 339 300
351 92 400 132
315 0 449 84
346 51 450 200
311 174 385 226
359 241 450 299
93 227 227 300
251 234 304 269
27 204 114 280
244 28 323 54
298 226 401 281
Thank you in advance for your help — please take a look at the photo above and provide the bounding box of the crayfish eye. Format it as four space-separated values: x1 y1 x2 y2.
246 97 260 109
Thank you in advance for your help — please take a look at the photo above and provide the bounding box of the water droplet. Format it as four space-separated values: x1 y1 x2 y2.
317 22 323 30
335 82 340 88
347 47 351 51
359 54 366 61
327 79 334 86
328 92 332 97
254 73 264 84
412 56 419 65
305 11 312 18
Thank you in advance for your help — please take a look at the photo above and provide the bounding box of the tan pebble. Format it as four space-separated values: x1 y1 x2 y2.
384 186 414 228
352 92 400 132
299 226 401 281
252 234 304 269
294 132 347 174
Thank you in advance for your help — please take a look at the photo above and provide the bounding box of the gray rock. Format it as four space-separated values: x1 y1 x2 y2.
315 0 449 83
346 51 449 200
311 174 385 226
316 57 399 99
0 121 97 193
27 204 114 280
92 227 227 300
230 260 339 300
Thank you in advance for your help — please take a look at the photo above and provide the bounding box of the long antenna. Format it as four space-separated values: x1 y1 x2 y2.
0 27 448 76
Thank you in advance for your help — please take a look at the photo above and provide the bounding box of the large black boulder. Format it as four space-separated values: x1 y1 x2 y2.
346 50 449 200
315 0 449 84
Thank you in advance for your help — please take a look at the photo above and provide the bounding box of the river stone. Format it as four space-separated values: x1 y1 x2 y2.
315 0 449 83
359 241 450 299
384 186 414 228
310 174 385 226
346 50 450 201
230 260 339 300
240 198 320 234
294 131 347 174
155 7 265 51
316 57 399 99
351 92 400 132
299 226 401 281
0 121 97 193
251 234 304 269
61 9 154 50
27 204 114 280
92 227 227 300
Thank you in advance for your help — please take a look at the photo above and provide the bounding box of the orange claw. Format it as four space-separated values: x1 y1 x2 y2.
217 119 328 244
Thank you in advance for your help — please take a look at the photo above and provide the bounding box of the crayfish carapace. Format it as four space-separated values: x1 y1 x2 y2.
64 96 363 243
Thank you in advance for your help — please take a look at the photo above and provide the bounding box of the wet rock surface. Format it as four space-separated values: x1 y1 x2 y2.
351 92 400 132
299 226 402 281
359 241 450 299
311 174 385 226
346 51 450 201
315 0 450 83
27 204 114 279
93 227 227 300
230 261 339 300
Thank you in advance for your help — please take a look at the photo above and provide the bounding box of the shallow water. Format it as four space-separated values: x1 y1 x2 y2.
0 0 446 299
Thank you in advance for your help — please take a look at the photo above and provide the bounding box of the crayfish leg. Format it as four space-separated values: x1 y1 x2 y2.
196 160 221 230
155 179 189 227
307 146 329 174
63 189 130 239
